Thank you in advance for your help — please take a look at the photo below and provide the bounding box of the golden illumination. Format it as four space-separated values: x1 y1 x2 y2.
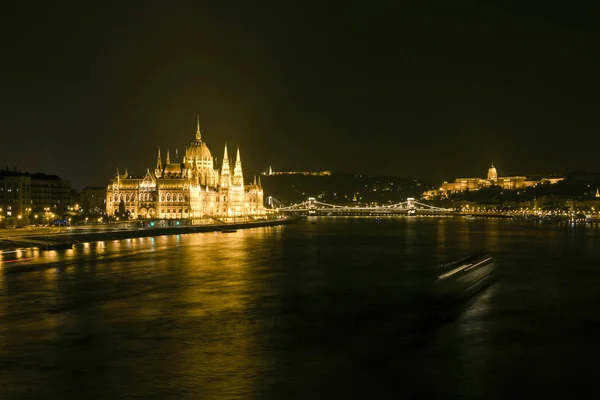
106 119 265 223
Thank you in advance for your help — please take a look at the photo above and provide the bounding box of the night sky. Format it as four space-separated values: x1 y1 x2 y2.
2 2 600 189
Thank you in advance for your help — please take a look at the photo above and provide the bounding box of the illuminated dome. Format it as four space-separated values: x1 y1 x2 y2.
185 141 212 160
487 163 497 182
185 117 213 161
181 117 219 187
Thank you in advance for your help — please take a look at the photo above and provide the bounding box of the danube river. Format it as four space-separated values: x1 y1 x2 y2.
1 217 600 399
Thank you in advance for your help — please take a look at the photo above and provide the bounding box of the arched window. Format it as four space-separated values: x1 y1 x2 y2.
119 193 123 201
160 194 164 202
114 194 118 201
166 194 171 202
178 193 183 202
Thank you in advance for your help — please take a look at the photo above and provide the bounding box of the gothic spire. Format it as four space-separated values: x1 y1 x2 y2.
233 146 244 186
156 148 162 170
235 147 242 170
196 115 201 142
220 143 232 188
223 142 229 162
166 149 171 164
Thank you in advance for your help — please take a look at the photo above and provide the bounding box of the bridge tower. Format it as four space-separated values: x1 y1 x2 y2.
308 197 317 214
407 197 416 215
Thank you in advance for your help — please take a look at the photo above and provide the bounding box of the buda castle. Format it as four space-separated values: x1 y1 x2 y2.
423 163 564 199
106 118 265 222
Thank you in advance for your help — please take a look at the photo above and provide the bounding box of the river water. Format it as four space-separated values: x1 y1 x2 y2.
1 217 600 399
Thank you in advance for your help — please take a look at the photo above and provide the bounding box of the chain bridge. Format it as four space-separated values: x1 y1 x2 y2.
266 196 453 216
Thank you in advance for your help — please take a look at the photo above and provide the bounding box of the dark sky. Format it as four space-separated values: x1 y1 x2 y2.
2 1 600 189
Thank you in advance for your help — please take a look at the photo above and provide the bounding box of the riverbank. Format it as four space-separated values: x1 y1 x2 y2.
0 217 296 251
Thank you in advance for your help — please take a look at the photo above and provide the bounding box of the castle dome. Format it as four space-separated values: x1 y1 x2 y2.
487 163 497 182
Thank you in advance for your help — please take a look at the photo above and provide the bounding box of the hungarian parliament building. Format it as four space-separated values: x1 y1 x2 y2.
106 118 265 222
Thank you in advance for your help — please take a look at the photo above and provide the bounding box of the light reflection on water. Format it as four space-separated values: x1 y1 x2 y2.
1 219 600 398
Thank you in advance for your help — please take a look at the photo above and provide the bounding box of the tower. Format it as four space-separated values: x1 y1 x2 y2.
195 115 201 142
220 144 231 188
155 148 163 178
233 146 244 187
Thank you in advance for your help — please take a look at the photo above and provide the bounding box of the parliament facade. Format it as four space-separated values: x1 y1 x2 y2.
106 119 265 222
